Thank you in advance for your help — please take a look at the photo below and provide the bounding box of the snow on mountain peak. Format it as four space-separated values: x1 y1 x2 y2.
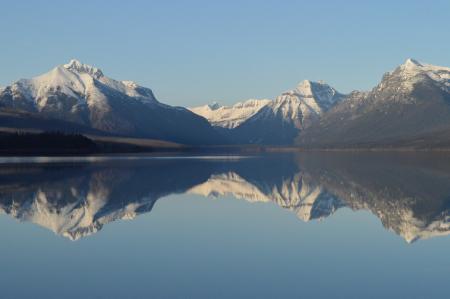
297 79 312 87
4 59 158 112
190 79 344 132
296 79 312 89
189 98 271 128
293 80 315 97
247 80 344 130
276 80 343 113
63 59 104 79
397 58 450 74
403 58 423 68
388 58 450 92
291 80 342 104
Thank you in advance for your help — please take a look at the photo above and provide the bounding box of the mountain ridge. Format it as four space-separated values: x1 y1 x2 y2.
0 59 223 145
2 58 450 148
190 79 345 145
297 58 450 148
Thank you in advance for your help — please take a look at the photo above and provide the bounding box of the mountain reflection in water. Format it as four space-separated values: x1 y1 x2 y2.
1 153 450 242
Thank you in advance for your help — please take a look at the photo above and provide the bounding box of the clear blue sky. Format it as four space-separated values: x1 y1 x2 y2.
1 0 449 106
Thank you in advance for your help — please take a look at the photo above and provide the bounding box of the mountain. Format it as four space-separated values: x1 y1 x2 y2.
191 80 345 145
3 58 450 148
0 59 222 145
231 80 344 144
189 99 271 129
297 59 450 148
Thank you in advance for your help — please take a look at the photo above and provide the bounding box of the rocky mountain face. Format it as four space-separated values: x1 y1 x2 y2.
189 99 271 129
191 80 344 145
297 59 450 148
231 80 344 144
0 59 222 145
3 58 450 147
189 58 450 147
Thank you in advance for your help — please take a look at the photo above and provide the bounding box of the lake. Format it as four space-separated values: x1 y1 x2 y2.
1 153 450 298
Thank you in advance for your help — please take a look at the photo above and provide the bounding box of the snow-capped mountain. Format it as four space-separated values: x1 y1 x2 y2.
298 59 450 148
188 58 450 147
0 59 221 145
1 59 156 123
385 58 450 94
228 80 345 144
189 99 271 129
3 58 450 147
254 80 344 127
190 80 344 145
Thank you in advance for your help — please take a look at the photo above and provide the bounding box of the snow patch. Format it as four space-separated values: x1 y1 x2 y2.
191 80 344 130
5 59 158 113
395 58 450 92
190 98 271 128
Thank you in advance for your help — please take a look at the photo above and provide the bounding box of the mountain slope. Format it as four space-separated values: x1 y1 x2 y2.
297 59 450 148
0 59 222 145
189 99 271 129
230 80 345 144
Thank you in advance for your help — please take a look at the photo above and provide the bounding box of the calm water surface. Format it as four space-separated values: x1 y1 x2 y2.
1 153 450 298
